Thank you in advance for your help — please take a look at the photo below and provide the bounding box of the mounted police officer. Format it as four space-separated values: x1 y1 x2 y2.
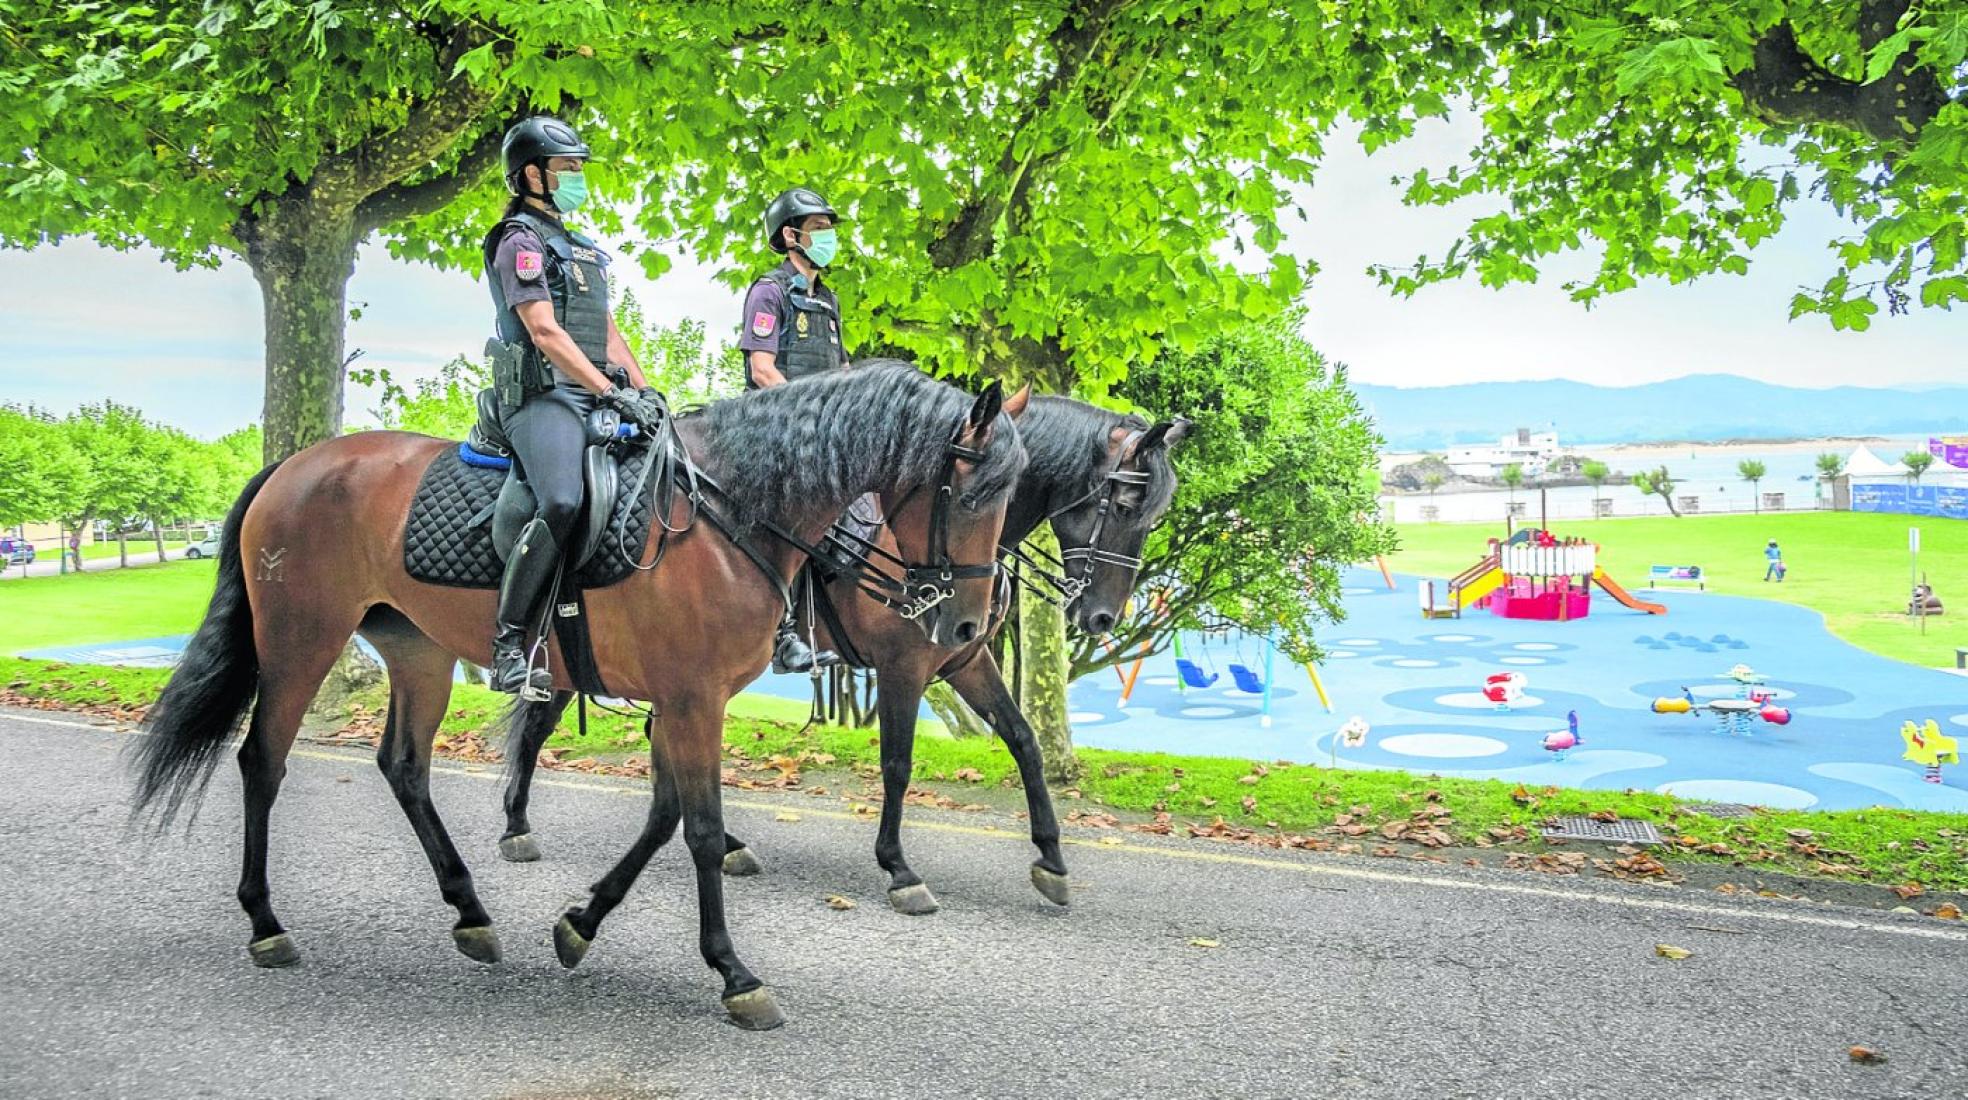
740 187 851 671
482 116 659 696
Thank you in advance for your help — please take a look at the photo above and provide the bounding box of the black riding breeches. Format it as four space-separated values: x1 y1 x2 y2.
504 383 596 546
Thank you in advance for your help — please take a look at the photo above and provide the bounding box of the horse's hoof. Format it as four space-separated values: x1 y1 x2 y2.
498 833 542 863
452 925 502 964
553 915 591 970
1031 865 1071 907
723 987 787 1031
723 847 764 877
247 933 300 968
888 883 940 916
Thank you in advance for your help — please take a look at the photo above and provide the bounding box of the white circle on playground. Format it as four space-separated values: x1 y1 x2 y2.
1512 643 1561 652
1069 711 1105 724
1435 691 1546 710
1342 586 1374 596
1655 780 1818 810
1143 676 1176 686
1325 650 1359 659
1335 638 1379 647
1948 713 1968 729
1498 656 1546 666
1391 658 1440 668
1426 634 1478 643
1179 705 1241 719
1380 733 1509 759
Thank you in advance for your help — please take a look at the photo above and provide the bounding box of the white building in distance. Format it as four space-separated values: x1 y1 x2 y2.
1445 428 1561 479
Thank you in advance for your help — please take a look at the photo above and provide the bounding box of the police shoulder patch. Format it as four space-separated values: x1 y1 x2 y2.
515 251 543 281
751 311 776 337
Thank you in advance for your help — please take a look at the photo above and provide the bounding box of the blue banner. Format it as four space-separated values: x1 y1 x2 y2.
1851 482 1968 519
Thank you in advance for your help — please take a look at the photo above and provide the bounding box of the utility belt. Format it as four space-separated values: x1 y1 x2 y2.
486 337 558 411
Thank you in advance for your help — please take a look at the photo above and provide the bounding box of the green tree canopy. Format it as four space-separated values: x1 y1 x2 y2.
1817 451 1847 478
1071 317 1391 677
1582 459 1611 488
0 407 87 531
1903 449 1935 481
1374 1 1968 330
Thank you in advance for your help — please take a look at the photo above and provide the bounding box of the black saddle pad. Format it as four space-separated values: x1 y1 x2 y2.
403 442 660 590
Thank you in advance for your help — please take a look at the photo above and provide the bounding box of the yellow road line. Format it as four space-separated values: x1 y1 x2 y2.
17 713 1968 945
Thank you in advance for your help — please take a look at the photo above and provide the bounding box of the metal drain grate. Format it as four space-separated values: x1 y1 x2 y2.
1681 802 1756 819
1541 815 1663 845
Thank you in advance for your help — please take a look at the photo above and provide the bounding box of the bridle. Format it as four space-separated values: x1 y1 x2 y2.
1004 431 1152 609
810 416 1000 625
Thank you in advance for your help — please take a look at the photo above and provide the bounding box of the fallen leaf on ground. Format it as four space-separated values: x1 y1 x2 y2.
1891 882 1924 900
775 812 800 823
1848 1046 1886 1065
1187 938 1220 949
823 894 855 910
952 768 983 782
1655 944 1693 960
1099 835 1124 846
1932 903 1963 921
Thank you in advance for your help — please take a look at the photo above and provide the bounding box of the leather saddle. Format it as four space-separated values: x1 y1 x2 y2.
465 388 637 572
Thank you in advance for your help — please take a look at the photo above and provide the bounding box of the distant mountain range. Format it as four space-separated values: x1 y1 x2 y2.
1356 374 1968 450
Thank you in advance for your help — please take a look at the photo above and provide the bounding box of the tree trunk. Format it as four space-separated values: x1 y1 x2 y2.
1017 526 1079 782
246 199 360 463
116 528 127 568
924 681 991 738
151 515 165 560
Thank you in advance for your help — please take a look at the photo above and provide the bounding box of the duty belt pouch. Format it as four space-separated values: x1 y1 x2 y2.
487 337 527 411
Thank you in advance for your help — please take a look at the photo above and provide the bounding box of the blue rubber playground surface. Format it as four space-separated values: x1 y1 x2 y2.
1058 569 1968 812
22 570 1968 811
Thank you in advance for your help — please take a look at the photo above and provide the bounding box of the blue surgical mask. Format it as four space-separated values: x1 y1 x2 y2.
550 169 588 213
802 228 838 267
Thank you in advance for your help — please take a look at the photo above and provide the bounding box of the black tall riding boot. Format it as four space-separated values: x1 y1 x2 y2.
492 517 562 699
771 566 840 674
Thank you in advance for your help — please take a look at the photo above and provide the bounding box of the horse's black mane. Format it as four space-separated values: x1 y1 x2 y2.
694 360 1026 530
1018 395 1177 515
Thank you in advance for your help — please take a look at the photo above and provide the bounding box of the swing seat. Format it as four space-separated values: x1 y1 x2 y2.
1176 659 1219 688
1228 663 1265 694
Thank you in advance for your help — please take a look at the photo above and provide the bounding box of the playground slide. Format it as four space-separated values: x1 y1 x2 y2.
1591 567 1667 615
1455 563 1505 608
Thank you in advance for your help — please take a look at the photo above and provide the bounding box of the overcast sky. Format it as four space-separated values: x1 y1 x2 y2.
3 120 1959 439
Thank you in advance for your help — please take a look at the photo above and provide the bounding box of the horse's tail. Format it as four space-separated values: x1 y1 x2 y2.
129 459 284 827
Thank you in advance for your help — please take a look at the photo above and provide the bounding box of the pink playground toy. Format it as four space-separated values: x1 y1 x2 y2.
1541 711 1582 760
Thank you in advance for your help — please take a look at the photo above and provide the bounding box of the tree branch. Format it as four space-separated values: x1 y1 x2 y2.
354 113 511 235
1729 4 1950 149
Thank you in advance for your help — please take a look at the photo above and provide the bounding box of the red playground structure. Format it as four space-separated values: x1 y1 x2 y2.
1485 529 1665 621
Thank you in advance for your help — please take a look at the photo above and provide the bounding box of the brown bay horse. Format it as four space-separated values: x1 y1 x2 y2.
498 395 1188 914
130 362 1028 1030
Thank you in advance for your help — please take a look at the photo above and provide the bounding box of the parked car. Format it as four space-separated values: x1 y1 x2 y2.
0 537 36 566
183 533 223 560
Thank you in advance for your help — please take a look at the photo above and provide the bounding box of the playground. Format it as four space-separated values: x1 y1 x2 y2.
1057 559 1968 813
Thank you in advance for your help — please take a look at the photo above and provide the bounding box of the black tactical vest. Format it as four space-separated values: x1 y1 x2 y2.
482 210 611 375
746 266 847 389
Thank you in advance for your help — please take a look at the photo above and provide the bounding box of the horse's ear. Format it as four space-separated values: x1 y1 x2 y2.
1131 421 1172 457
1002 383 1032 421
1163 416 1194 449
968 380 1004 431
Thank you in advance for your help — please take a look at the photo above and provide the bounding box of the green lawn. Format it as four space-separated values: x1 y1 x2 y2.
80 536 190 561
8 655 1966 892
0 559 218 651
1386 512 1968 669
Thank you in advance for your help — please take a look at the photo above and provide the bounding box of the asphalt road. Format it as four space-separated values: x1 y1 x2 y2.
4 708 1966 1100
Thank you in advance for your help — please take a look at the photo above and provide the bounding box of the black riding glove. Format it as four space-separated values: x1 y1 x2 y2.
599 385 656 430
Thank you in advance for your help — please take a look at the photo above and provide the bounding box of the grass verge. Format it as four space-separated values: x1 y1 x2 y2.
7 655 1965 900
1386 511 1968 669
0 559 217 652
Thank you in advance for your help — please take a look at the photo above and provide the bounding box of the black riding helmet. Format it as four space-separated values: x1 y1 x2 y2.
502 117 591 198
765 187 840 253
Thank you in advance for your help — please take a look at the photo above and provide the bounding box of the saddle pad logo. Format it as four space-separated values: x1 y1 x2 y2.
515 251 543 281
751 311 776 337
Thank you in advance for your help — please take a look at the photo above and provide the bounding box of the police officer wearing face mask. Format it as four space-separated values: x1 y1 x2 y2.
481 116 656 696
740 187 851 671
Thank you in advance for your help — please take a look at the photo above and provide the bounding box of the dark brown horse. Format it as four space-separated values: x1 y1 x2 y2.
498 395 1187 914
130 363 1028 1030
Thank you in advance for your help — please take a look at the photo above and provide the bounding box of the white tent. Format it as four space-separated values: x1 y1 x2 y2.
1843 445 1904 478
